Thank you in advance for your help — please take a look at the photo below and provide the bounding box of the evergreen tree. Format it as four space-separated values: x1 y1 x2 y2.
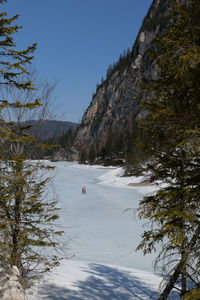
79 148 88 164
0 12 63 284
104 129 114 157
136 0 200 298
125 120 151 175
88 144 96 165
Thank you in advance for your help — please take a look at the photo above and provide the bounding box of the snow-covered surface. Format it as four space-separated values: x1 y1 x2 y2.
0 266 25 300
28 260 163 300
97 166 157 194
27 162 178 299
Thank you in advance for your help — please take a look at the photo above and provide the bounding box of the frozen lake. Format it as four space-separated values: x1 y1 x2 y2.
51 162 157 273
28 162 180 300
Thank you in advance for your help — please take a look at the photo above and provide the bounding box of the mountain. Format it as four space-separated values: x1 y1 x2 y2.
23 120 78 140
73 0 172 154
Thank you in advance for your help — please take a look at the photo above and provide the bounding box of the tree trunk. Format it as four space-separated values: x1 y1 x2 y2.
11 160 23 272
12 194 21 271
158 260 185 300
181 266 187 296
158 224 200 300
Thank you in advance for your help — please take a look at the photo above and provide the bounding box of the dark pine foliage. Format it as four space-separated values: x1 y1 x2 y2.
136 1 200 299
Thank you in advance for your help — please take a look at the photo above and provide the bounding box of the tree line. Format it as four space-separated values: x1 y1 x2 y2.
78 121 151 173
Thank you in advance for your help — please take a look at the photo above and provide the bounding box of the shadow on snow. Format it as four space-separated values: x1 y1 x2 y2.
35 263 178 299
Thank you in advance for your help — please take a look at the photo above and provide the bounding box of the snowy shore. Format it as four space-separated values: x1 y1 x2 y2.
77 163 158 194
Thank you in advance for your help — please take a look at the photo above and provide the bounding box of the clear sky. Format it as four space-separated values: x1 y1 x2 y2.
3 0 153 123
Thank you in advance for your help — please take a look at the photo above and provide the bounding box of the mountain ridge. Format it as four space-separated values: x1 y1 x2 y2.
22 119 78 140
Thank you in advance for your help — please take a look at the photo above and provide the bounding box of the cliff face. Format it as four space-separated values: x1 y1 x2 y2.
74 0 172 150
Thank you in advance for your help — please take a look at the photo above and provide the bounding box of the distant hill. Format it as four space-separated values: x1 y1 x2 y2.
23 120 78 140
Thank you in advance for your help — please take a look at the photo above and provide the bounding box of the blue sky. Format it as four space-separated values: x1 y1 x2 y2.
3 0 153 123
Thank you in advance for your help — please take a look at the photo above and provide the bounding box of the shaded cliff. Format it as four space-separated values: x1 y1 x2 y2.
74 0 172 151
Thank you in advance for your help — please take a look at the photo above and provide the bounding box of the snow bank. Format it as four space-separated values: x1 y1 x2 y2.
96 167 160 194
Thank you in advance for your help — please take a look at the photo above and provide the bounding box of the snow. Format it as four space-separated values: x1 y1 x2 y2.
27 162 178 299
28 260 163 300
0 266 26 300
97 166 157 193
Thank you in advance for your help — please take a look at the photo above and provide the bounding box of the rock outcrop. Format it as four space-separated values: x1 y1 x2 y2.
74 0 172 150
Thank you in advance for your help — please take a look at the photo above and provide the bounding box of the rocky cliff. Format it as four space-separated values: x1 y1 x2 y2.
74 0 172 151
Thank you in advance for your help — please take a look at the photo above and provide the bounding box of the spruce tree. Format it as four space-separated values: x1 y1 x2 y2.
0 12 63 284
79 148 88 164
136 0 200 298
88 144 96 165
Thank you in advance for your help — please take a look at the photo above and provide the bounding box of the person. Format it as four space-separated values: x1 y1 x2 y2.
82 187 86 194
